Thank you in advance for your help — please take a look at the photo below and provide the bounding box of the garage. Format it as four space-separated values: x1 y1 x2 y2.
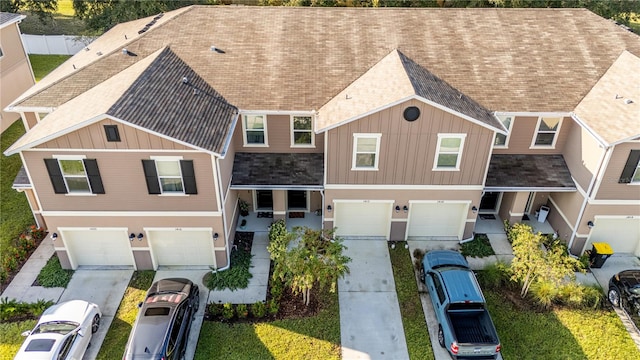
333 202 392 238
586 217 640 255
62 229 134 269
148 229 215 268
407 202 468 239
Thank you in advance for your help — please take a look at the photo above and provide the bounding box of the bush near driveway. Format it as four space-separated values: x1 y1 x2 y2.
35 254 73 288
96 270 155 360
0 320 37 358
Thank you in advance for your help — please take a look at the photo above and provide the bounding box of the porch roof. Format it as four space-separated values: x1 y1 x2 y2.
11 167 31 189
485 154 576 192
230 153 324 189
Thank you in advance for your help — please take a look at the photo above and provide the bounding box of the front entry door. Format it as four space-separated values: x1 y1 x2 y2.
256 190 273 210
288 190 307 210
479 192 500 212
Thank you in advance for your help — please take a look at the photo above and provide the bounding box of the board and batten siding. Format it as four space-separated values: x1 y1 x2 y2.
326 100 493 185
595 142 640 201
23 150 218 212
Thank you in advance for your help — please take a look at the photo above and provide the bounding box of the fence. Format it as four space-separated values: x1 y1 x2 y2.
22 34 96 55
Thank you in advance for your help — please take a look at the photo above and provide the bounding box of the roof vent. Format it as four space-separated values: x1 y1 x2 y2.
625 99 634 104
403 106 420 122
182 77 189 84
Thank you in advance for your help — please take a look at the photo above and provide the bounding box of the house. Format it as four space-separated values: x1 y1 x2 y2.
3 6 640 270
0 12 35 133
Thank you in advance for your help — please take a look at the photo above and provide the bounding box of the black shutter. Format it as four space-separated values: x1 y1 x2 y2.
180 160 197 194
44 159 67 194
142 160 161 194
83 159 105 194
619 150 640 183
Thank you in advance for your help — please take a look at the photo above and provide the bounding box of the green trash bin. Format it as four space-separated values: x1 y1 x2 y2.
589 242 613 269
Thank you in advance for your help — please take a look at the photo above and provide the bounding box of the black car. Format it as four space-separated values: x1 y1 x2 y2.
123 278 200 360
608 270 640 327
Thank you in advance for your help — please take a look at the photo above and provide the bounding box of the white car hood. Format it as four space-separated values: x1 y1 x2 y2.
40 300 92 324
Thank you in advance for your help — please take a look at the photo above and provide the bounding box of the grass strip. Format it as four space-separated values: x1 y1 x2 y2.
28 54 71 81
0 320 37 359
96 270 155 360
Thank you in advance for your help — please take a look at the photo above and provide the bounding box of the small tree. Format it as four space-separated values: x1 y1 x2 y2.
509 223 581 297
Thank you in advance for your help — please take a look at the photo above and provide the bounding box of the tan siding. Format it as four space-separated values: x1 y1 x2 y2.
493 116 572 155
273 190 286 212
24 150 217 211
233 114 324 153
0 23 34 132
581 203 640 234
24 189 40 211
224 190 240 239
218 131 236 201
547 201 574 248
561 121 603 192
595 143 640 200
326 100 493 185
23 112 37 130
37 119 191 150
549 191 585 229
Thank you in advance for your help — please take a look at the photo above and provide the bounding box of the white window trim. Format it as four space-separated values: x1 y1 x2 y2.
530 116 562 149
242 114 269 147
493 115 513 148
52 155 92 195
352 133 382 171
290 115 315 148
433 133 466 171
151 156 186 195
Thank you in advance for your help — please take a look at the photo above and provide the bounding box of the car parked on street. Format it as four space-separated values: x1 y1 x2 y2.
123 278 199 360
15 300 101 360
608 269 640 328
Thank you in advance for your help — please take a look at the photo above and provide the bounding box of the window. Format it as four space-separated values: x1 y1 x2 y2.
243 114 267 146
494 115 513 147
142 158 197 195
434 134 466 170
291 116 314 147
104 125 121 142
44 157 104 195
431 274 446 304
352 134 382 170
532 117 562 147
619 150 640 184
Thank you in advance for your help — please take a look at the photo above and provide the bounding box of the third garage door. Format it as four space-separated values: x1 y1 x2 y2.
148 229 215 268
407 202 467 239
334 202 391 238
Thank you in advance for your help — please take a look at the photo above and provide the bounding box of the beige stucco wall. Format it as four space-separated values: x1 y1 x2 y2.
492 116 571 155
0 22 35 132
232 114 324 153
326 99 493 186
595 142 640 201
23 149 218 212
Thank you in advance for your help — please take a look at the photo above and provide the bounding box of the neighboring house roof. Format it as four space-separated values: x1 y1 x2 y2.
317 49 503 132
485 154 576 191
0 12 25 29
5 47 237 156
9 7 640 117
11 166 30 189
573 50 640 146
230 153 324 189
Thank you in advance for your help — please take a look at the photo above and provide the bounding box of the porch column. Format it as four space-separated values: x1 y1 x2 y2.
272 190 286 221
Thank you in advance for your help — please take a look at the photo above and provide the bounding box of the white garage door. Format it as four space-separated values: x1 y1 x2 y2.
586 218 640 255
149 230 215 267
63 229 133 269
407 202 467 239
334 202 391 238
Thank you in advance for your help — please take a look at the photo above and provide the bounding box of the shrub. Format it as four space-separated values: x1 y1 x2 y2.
205 247 253 291
530 281 558 309
236 304 248 318
477 262 512 289
251 301 267 318
0 297 54 321
267 298 279 316
207 302 223 317
412 248 425 272
36 255 73 288
270 279 284 301
557 283 603 309
222 303 235 319
460 234 495 258
268 219 287 243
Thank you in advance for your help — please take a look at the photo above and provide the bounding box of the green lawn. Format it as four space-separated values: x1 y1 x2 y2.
486 290 640 360
194 291 341 360
0 320 36 358
389 243 434 360
29 54 71 82
96 271 155 360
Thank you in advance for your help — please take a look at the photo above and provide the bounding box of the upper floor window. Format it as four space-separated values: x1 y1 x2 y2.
434 134 466 170
142 157 197 195
44 157 104 195
532 117 562 148
619 150 640 184
291 116 314 147
242 114 268 146
494 115 513 148
352 133 381 170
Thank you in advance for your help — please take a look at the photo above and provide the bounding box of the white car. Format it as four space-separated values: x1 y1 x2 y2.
15 300 101 360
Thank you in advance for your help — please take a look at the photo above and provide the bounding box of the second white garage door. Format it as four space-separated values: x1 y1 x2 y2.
334 202 392 238
586 218 640 255
407 202 467 239
148 229 215 268
63 229 134 269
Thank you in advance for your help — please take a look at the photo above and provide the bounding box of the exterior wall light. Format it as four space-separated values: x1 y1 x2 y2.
214 233 219 240
395 205 400 213
129 233 135 241
137 233 144 241
51 232 58 241
587 221 594 229
403 205 409 213
472 206 478 213
327 205 332 212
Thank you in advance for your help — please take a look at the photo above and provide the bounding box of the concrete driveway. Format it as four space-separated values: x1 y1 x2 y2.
57 269 133 360
339 238 409 360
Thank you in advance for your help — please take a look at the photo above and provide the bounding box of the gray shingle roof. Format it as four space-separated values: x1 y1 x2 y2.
107 47 237 154
11 166 31 189
231 153 324 188
398 50 501 130
0 12 24 27
485 154 576 191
